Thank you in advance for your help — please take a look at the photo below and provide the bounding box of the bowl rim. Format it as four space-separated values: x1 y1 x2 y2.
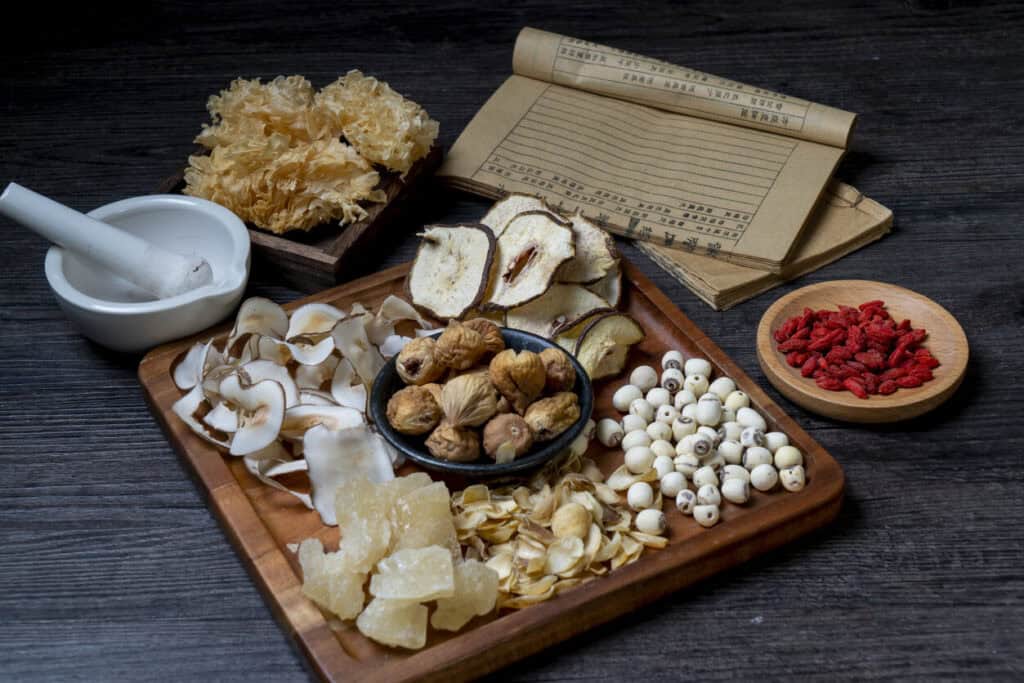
44 194 250 315
370 328 594 477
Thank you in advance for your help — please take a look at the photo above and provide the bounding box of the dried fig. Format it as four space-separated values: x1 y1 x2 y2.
524 392 580 441
539 347 576 393
425 420 480 462
441 373 498 428
435 320 487 370
462 318 505 355
482 414 534 462
386 385 442 435
422 382 443 406
489 349 546 414
495 396 512 414
396 336 445 385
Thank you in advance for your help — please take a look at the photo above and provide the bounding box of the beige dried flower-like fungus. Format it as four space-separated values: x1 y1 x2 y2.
316 70 439 174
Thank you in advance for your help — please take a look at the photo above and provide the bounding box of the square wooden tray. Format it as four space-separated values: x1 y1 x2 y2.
159 145 443 292
138 260 843 682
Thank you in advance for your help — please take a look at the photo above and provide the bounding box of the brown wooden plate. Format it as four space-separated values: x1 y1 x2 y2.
139 260 844 682
757 280 968 423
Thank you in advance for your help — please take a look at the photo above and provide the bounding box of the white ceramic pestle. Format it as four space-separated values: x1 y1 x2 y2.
0 182 213 299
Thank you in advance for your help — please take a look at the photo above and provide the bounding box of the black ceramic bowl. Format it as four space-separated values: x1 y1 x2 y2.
370 328 594 478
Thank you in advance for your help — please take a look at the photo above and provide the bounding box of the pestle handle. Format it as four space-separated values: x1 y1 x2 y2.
0 183 213 299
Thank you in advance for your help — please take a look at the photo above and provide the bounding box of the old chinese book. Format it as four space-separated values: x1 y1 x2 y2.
439 27 858 273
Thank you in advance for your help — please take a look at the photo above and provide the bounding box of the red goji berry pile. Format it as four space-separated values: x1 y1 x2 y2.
773 300 939 399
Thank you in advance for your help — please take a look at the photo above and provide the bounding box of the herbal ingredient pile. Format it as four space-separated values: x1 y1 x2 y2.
388 319 581 463
598 354 807 531
184 72 438 233
774 300 939 398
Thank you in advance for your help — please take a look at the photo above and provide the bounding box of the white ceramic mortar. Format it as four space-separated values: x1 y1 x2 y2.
43 195 250 352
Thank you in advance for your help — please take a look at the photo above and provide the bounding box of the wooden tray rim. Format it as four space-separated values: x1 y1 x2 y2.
139 260 844 682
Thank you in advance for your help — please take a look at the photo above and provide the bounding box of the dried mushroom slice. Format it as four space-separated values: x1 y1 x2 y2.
484 211 575 310
506 283 612 339
408 224 495 320
573 313 645 380
556 213 618 284
480 193 555 237
586 261 622 307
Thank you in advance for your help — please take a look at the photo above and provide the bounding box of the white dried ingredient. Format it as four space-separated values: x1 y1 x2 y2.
629 398 656 423
655 404 680 425
652 454 675 478
764 431 790 453
673 389 697 410
694 504 720 528
684 374 709 396
676 489 697 515
660 368 684 393
696 483 721 506
743 446 774 471
629 365 659 392
725 390 750 411
661 350 684 370
671 416 697 441
624 446 656 474
650 440 676 461
645 387 672 409
627 482 655 510
708 377 736 401
612 384 644 412
622 429 653 451
660 471 686 498
674 453 700 477
684 358 712 377
750 463 779 491
721 477 750 504
780 465 806 492
716 440 743 465
635 508 667 535
621 414 648 433
774 445 804 470
737 406 768 432
645 421 672 443
692 465 718 488
596 418 625 447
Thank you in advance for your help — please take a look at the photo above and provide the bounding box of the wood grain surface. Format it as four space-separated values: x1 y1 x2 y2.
756 280 969 422
139 260 844 682
2 1 1023 680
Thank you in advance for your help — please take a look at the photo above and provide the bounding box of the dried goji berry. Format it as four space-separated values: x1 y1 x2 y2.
778 337 809 353
878 380 898 395
800 354 819 377
843 377 868 398
816 376 844 391
896 375 923 388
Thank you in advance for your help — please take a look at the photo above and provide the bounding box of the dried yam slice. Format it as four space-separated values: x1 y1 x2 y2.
485 211 575 310
586 261 622 307
408 224 495 320
557 213 617 284
480 193 554 237
506 283 613 339
573 312 645 380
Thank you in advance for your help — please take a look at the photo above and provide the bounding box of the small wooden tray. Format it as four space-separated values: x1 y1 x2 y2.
159 145 443 292
757 280 968 423
139 260 844 682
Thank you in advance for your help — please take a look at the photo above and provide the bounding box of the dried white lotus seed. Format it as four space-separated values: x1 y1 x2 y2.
691 433 714 458
737 406 767 432
627 482 655 510
625 446 656 474
645 387 672 409
613 385 644 412
656 404 680 425
694 504 720 528
695 400 722 427
703 452 726 470
720 406 737 424
692 465 718 488
764 431 790 453
724 390 750 411
716 440 743 465
721 477 750 504
684 374 709 396
676 434 695 456
674 453 700 476
660 368 684 393
673 389 697 410
622 414 648 433
672 416 697 441
740 427 766 448
684 358 712 377
629 365 659 392
652 453 675 477
646 421 672 442
622 429 653 451
660 471 686 497
629 398 656 423
708 377 736 401
696 483 721 506
750 463 779 491
774 445 803 470
650 440 676 461
676 489 697 515
743 446 773 470
635 508 667 535
697 425 719 442
720 421 742 442
720 464 750 483
596 418 624 447
681 403 698 420
780 465 806 492
661 350 684 371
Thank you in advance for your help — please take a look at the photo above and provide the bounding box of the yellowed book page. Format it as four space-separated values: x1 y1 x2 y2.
438 75 845 271
513 27 856 148
637 181 893 309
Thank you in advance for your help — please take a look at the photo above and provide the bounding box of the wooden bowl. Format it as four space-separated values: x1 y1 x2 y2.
757 280 968 423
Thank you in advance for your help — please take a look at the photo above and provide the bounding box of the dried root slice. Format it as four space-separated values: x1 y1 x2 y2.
586 261 622 307
506 283 612 339
330 359 369 411
240 359 300 408
408 225 496 320
286 302 346 340
484 211 575 310
229 298 289 345
572 313 645 380
172 385 231 449
557 213 618 284
218 375 287 455
172 340 212 390
280 404 364 440
356 598 428 650
480 194 555 237
331 316 385 386
303 424 396 526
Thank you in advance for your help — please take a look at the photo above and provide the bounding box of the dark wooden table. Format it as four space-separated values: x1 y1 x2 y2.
2 1 1022 680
